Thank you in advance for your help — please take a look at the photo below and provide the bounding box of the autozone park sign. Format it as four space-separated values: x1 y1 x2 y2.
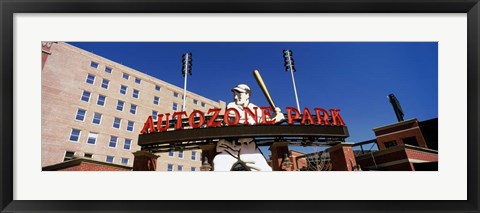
140 106 346 134
137 107 349 148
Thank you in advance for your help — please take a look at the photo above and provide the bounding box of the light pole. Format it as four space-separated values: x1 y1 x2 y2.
283 49 300 111
181 52 192 112
388 93 404 122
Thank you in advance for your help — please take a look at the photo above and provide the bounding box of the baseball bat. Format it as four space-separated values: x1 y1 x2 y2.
253 69 276 110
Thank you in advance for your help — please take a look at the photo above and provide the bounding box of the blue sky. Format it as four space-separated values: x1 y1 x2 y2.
68 42 438 152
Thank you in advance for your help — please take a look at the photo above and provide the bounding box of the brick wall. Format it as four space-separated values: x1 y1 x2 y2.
406 149 438 162
355 145 437 171
60 162 130 171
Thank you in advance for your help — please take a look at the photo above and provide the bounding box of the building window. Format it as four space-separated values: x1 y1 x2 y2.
109 136 118 148
155 85 161 91
167 164 173 171
201 102 206 107
69 128 81 142
90 61 99 68
191 167 196 171
86 74 95 84
172 103 178 111
92 112 102 125
113 117 121 129
87 132 98 145
75 108 86 121
135 77 141 84
178 165 183 171
101 79 109 89
191 151 196 161
120 85 127 95
81 90 91 102
153 96 159 105
152 110 158 121
193 99 198 105
116 100 124 111
122 73 129 80
106 156 114 163
130 104 137 114
133 89 139 99
168 150 174 157
64 151 75 161
403 137 419 146
178 150 184 158
127 121 134 132
97 95 106 106
84 153 93 158
105 66 112 73
124 139 131 150
173 92 179 98
384 140 397 148
121 158 129 165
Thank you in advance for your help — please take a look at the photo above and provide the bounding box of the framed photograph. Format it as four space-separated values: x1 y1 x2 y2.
1 0 479 212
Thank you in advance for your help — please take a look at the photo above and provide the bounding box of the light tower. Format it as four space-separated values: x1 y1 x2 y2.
388 93 404 122
181 52 192 111
283 49 300 110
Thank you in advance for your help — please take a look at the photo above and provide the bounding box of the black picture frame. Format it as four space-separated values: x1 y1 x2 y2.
1 0 479 212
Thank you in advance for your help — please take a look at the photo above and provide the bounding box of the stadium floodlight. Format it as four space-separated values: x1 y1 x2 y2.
181 52 192 111
283 49 300 110
388 93 404 122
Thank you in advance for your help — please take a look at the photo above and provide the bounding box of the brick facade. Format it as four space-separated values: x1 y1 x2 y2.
42 42 225 170
326 143 357 171
374 119 428 150
355 118 439 171
43 158 131 171
356 144 438 171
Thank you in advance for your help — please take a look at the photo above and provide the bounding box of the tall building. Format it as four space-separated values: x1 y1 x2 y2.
41 42 226 170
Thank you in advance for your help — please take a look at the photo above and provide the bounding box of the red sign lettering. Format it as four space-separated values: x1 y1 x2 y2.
260 107 275 125
140 116 155 134
141 106 346 134
314 108 330 125
172 112 187 130
244 107 259 125
157 113 170 132
330 109 346 126
301 108 315 125
206 108 222 127
224 108 240 126
286 107 300 125
188 110 205 128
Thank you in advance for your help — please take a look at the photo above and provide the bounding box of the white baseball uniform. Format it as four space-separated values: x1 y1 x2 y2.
213 102 273 171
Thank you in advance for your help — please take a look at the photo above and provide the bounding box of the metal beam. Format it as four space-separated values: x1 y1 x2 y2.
138 125 349 146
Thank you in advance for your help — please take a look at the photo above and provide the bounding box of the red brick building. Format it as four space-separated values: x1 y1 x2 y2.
42 158 131 171
355 118 438 171
265 118 438 172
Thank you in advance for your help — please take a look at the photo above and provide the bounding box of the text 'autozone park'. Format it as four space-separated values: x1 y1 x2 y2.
138 107 349 152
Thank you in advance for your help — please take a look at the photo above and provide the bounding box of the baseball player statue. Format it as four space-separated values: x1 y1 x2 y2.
213 83 285 171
